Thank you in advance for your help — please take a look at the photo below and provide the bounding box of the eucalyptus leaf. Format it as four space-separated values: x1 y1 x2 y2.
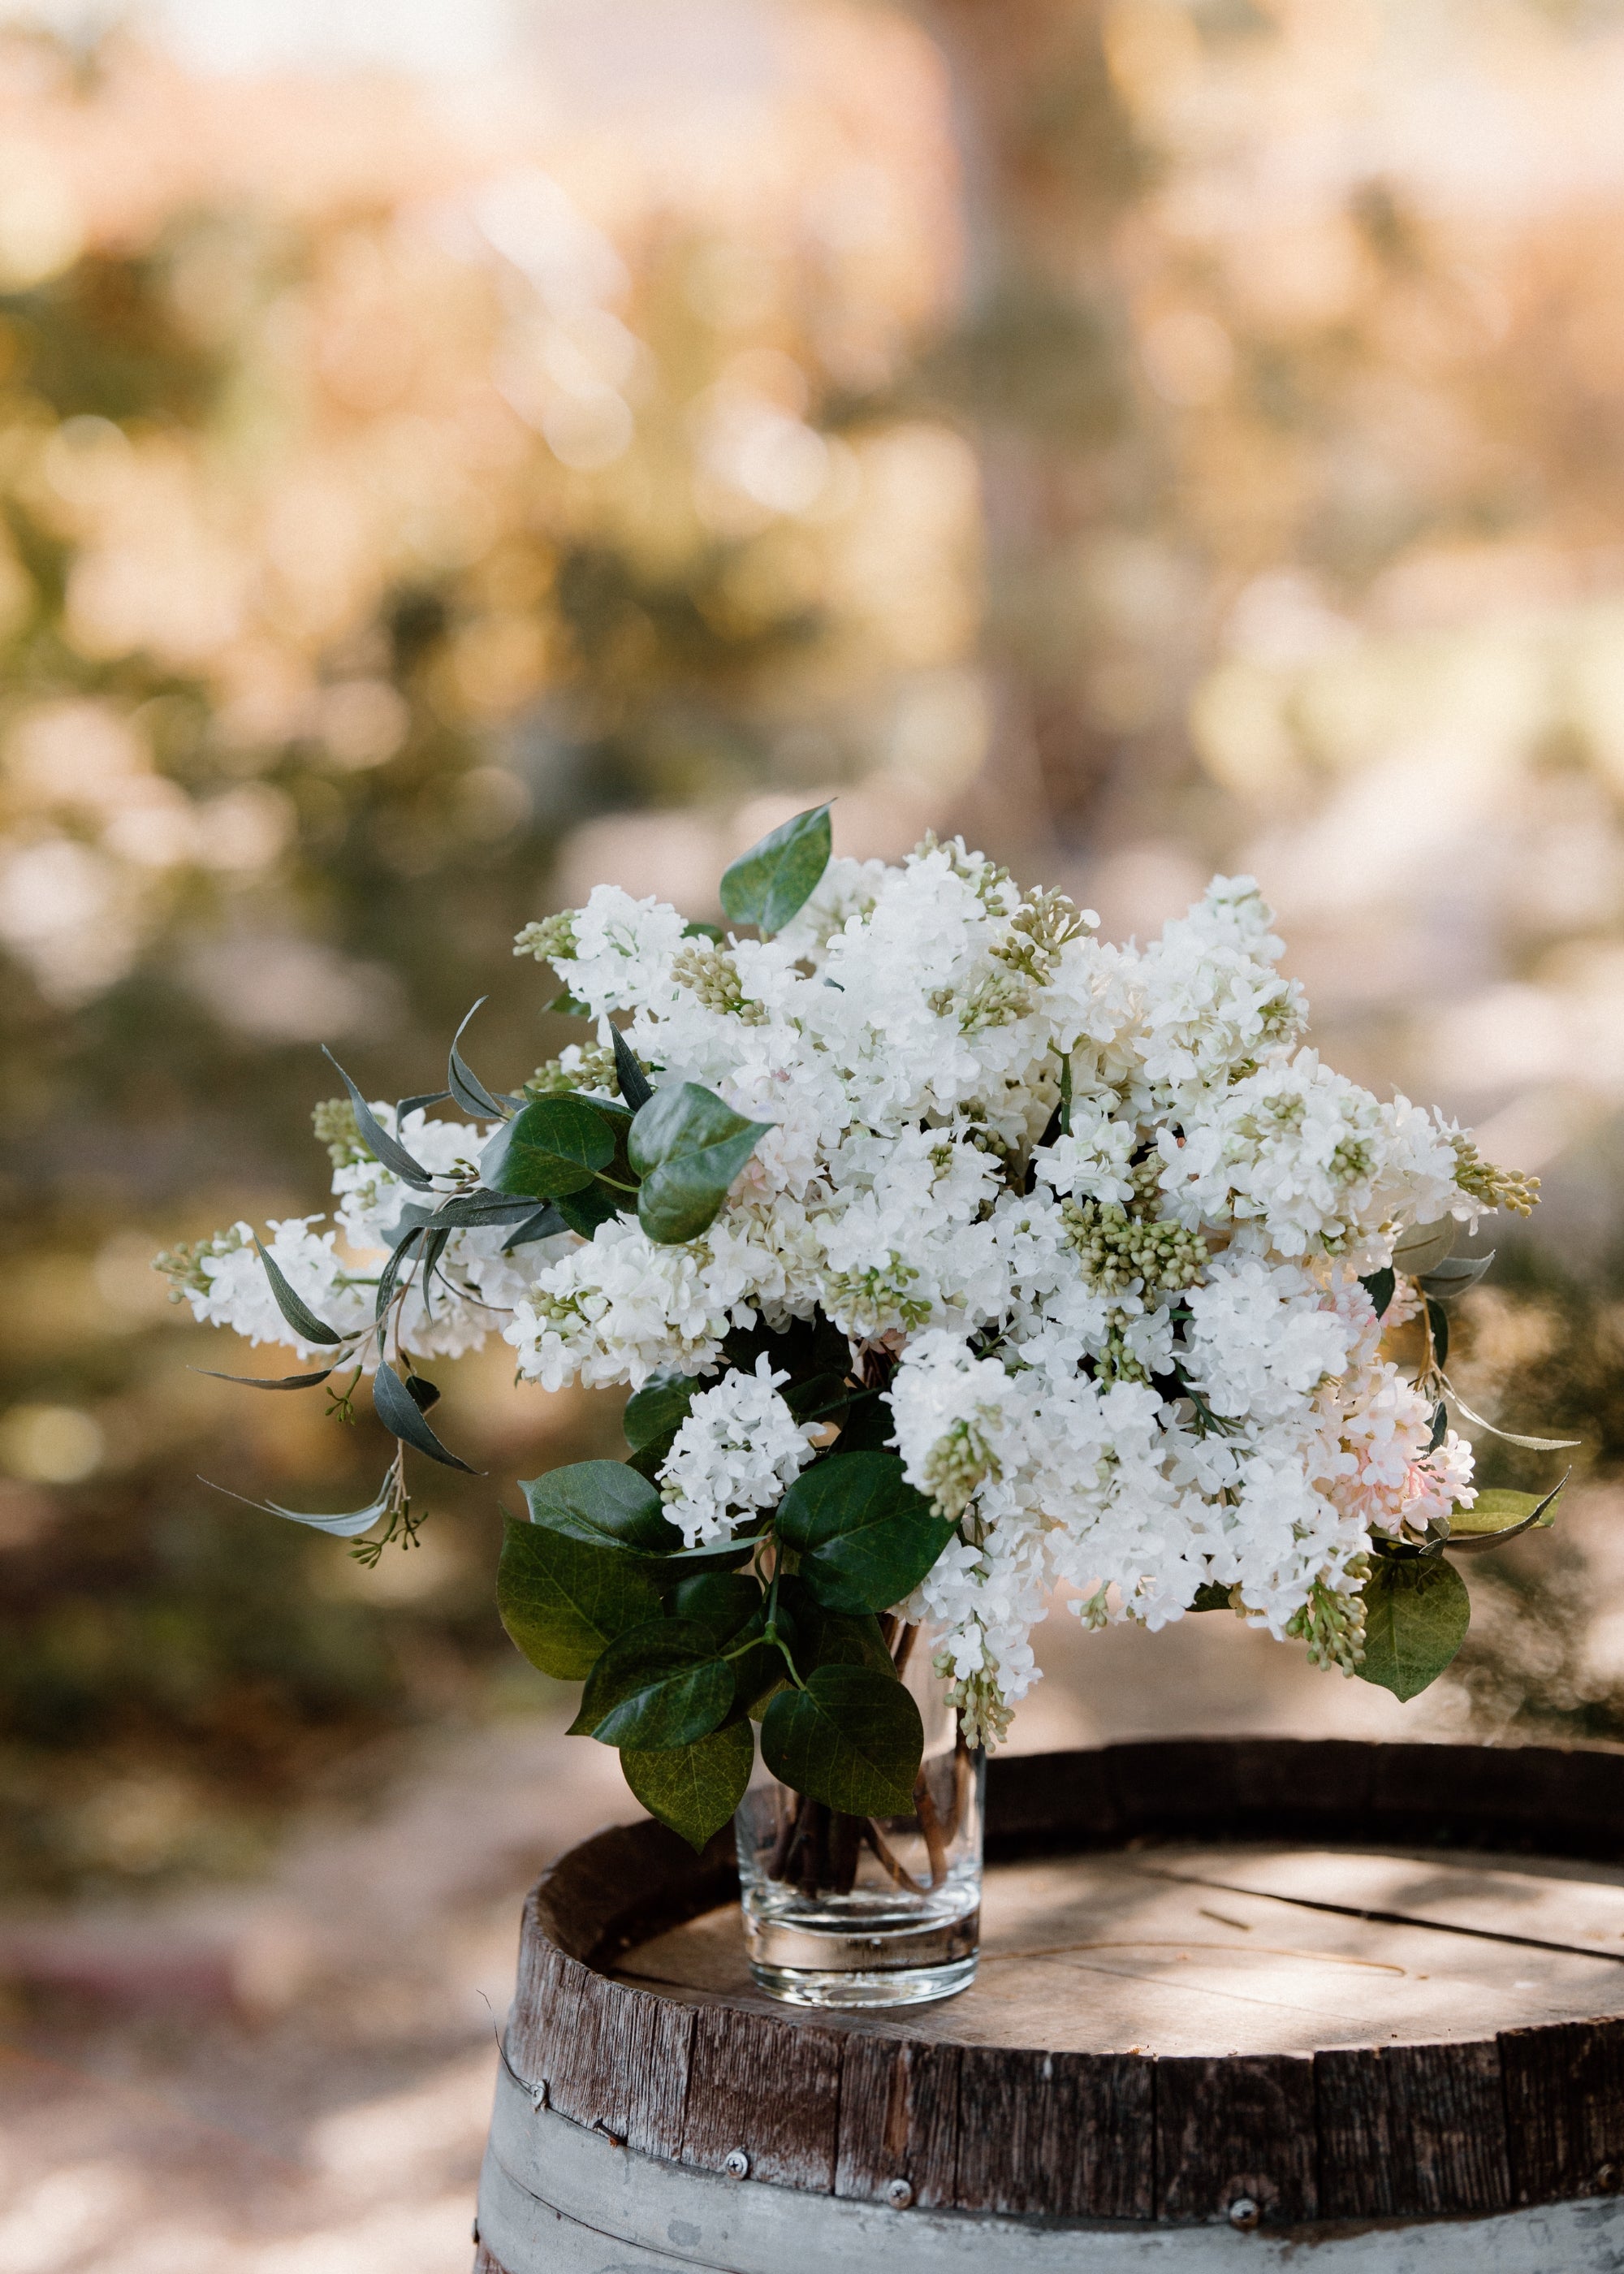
545 989 591 1016
392 1192 542 1231
200 1472 395 1539
195 1365 335 1392
447 998 518 1119
1426 1400 1447 1455
1419 1253 1494 1300
611 1027 654 1112
1440 1376 1581 1451
718 802 832 936
775 1452 956 1615
622 1719 754 1850
629 1083 772 1245
1190 1582 1235 1613
1444 1475 1567 1550
759 1664 922 1815
624 1371 700 1453
373 1361 478 1472
1393 1218 1456 1277
521 1459 681 1554
480 1093 616 1200
1357 1555 1471 1701
253 1238 343 1347
501 1203 572 1252
373 1226 422 1332
572 1618 735 1749
1426 1297 1450 1368
397 1088 451 1118
497 1513 663 1680
682 919 726 943
321 1050 434 1187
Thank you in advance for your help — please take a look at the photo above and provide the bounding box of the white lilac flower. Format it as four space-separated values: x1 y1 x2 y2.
656 1355 819 1548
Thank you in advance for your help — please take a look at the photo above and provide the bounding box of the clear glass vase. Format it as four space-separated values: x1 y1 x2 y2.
734 1625 984 2008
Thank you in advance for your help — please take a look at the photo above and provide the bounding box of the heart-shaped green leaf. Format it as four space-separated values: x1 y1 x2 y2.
497 1515 663 1680
480 1094 617 1199
621 1720 754 1852
1359 1267 1395 1318
771 1576 896 1680
719 802 831 936
522 1460 681 1555
628 1083 771 1246
624 1371 700 1453
572 1618 735 1749
775 1452 956 1615
1356 1555 1470 1701
760 1663 922 1814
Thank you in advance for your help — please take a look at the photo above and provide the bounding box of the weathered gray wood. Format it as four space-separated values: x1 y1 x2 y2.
1154 2053 1317 2224
1317 2040 1510 2217
834 2034 961 2207
955 2045 1153 2217
680 2004 844 2189
477 2069 1624 2272
512 1939 693 2157
1501 2016 1624 2204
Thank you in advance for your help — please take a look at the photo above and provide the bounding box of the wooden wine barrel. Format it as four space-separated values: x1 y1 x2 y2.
473 1738 1624 2272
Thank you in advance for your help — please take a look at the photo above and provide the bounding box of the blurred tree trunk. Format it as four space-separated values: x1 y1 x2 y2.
910 0 1173 871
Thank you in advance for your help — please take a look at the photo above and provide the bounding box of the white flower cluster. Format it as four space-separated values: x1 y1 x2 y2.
176 839 1508 1745
657 1355 818 1548
501 845 1491 1740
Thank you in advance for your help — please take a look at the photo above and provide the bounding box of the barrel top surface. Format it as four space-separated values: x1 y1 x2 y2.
615 1840 1624 2056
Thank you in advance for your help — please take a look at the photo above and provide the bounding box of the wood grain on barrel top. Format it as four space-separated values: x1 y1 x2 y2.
494 1740 1624 2230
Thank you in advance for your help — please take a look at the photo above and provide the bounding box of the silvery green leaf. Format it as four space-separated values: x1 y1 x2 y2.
373 1360 478 1472
253 1237 343 1347
1419 1253 1494 1299
612 1027 654 1112
1444 1474 1569 1553
1393 1219 1456 1276
321 1050 434 1187
200 1472 395 1538
718 802 831 936
1440 1377 1582 1450
195 1365 335 1392
447 997 519 1118
501 1203 571 1252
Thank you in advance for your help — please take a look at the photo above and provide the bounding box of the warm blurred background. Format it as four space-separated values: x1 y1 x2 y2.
4 1 1624 2265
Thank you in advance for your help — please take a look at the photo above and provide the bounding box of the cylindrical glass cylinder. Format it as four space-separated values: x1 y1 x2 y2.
734 1625 983 2008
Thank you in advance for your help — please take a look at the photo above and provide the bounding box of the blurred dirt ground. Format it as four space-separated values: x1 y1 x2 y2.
0 1541 1538 2274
